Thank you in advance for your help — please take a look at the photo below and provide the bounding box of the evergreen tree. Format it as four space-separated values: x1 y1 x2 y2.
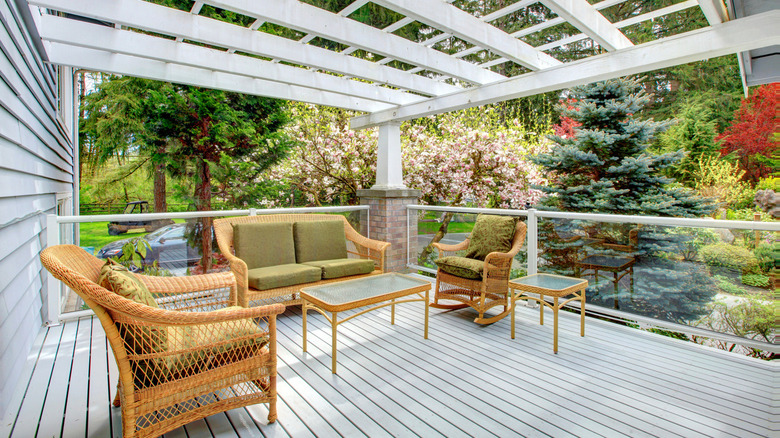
532 77 716 217
531 77 718 323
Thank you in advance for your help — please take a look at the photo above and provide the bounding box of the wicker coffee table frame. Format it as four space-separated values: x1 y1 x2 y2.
509 273 588 353
301 273 431 373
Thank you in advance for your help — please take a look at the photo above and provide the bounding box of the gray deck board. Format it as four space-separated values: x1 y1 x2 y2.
3 293 776 438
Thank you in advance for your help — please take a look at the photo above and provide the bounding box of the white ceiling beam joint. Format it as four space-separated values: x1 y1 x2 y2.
697 0 729 25
353 10 780 129
204 0 503 85
511 0 626 39
370 0 561 70
28 0 461 96
541 0 633 51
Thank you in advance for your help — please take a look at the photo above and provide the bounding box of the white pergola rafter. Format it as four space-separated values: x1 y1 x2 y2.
46 43 393 112
540 0 633 51
352 10 780 128
203 0 505 85
697 0 729 25
29 0 461 97
369 0 562 70
38 14 426 106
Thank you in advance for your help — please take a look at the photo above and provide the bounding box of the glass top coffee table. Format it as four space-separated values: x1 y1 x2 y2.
300 273 431 373
509 273 588 354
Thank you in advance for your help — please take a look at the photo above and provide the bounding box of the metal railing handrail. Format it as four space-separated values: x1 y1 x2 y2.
406 204 778 353
46 205 370 324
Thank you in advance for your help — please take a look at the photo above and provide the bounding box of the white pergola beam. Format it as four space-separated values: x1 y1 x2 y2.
697 0 729 25
44 42 393 113
38 14 425 106
28 0 460 97
541 0 633 51
370 0 561 70
352 10 780 129
204 0 505 85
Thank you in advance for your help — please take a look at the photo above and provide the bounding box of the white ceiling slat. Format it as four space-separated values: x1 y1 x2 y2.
352 10 780 129
28 0 460 97
38 14 424 106
535 1 699 52
204 0 504 85
511 0 626 39
480 0 537 23
697 0 729 25
370 0 561 70
44 42 392 112
541 0 633 51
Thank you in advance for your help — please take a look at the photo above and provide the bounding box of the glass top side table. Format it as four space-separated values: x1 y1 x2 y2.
509 273 588 353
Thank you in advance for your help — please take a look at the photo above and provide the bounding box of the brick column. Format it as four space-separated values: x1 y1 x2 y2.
358 188 420 273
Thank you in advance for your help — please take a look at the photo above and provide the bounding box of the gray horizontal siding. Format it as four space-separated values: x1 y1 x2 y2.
0 0 73 419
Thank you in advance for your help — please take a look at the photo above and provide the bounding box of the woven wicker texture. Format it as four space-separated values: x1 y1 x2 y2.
40 245 285 438
431 220 527 325
214 214 390 307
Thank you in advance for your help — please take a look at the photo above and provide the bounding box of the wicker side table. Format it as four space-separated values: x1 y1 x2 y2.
509 273 588 353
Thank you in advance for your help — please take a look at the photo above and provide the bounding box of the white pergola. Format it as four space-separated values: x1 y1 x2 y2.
24 0 779 189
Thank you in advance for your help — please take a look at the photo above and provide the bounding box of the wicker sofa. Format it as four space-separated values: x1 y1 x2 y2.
214 214 390 307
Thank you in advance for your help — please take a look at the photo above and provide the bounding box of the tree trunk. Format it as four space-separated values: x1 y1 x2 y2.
153 162 166 213
78 72 86 184
195 159 213 273
418 212 456 263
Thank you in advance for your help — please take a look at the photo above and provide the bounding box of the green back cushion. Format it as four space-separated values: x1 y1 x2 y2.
464 214 517 261
435 256 484 280
233 222 296 269
98 259 167 388
98 259 159 308
293 220 348 263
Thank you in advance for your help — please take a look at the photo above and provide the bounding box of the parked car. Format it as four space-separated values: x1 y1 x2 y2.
107 201 174 235
97 223 200 271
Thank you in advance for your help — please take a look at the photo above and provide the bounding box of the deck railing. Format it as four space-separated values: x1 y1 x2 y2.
46 205 369 324
407 205 779 353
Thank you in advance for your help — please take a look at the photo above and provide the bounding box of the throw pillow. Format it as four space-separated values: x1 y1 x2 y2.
464 214 517 261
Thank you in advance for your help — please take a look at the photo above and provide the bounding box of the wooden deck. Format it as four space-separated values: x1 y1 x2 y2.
1 291 777 438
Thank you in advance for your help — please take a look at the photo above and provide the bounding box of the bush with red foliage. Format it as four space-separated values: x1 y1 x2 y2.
716 83 778 183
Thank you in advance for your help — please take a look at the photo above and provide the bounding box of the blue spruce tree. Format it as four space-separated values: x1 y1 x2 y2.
532 77 717 323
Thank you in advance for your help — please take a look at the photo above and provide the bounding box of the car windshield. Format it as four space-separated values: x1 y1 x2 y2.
146 225 178 240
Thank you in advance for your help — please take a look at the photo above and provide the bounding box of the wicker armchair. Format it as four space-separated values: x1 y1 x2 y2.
40 245 284 438
431 220 527 324
214 214 389 307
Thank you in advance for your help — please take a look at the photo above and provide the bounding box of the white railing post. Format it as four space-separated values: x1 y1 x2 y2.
527 208 538 276
249 208 257 216
46 214 62 326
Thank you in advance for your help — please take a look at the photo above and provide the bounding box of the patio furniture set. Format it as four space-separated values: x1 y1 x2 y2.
40 213 590 438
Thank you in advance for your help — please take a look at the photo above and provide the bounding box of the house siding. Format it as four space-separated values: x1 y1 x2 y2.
0 0 74 417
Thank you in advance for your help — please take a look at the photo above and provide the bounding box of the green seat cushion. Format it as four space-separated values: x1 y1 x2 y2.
302 258 375 279
293 220 348 263
233 222 296 269
435 256 485 280
166 307 269 374
247 263 322 290
464 214 517 261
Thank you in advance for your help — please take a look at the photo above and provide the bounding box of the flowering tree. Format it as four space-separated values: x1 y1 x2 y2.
267 103 377 206
716 83 778 184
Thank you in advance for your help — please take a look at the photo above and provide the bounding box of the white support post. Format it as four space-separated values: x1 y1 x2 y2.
46 214 62 326
527 209 538 276
373 122 405 189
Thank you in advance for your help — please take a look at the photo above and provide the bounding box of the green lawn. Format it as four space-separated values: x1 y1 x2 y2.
418 220 474 234
78 219 186 253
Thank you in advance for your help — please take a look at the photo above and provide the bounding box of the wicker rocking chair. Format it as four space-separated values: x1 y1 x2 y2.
430 216 527 324
40 245 285 438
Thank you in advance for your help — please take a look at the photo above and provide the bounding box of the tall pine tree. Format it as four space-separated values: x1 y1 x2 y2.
533 77 716 217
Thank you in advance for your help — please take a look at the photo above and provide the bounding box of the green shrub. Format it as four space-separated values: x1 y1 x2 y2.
699 243 759 272
714 275 749 296
754 243 778 273
741 273 771 288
